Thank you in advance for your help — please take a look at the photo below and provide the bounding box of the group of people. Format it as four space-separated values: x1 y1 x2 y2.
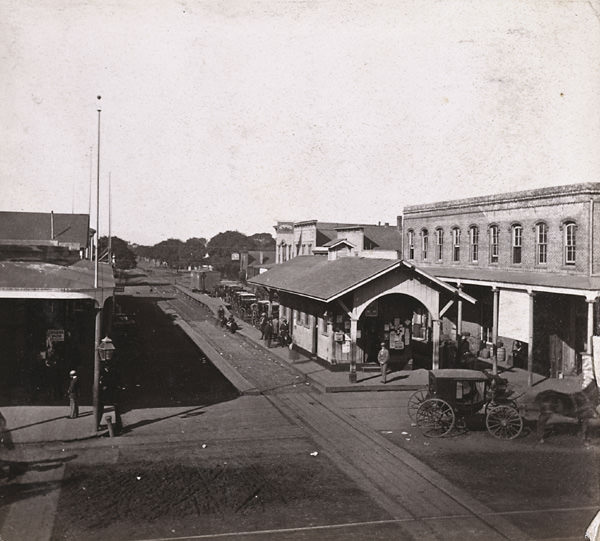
216 306 238 333
258 312 290 348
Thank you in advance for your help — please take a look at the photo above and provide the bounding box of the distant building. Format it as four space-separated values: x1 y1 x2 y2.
0 211 92 264
239 250 275 280
274 220 401 263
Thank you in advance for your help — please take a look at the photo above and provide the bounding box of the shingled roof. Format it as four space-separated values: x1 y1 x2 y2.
248 256 475 303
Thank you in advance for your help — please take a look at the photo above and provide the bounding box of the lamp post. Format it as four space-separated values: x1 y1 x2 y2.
94 336 115 430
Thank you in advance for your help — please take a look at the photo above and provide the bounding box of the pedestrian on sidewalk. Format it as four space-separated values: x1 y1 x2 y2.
67 370 80 419
272 316 280 345
217 305 225 327
259 312 268 339
265 318 274 347
378 342 390 383
280 318 290 346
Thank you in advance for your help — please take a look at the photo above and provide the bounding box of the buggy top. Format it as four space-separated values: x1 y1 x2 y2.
429 369 489 381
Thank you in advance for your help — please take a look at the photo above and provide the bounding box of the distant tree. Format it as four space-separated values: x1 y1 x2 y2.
98 236 137 269
248 232 275 250
153 238 185 268
207 230 253 278
181 237 207 269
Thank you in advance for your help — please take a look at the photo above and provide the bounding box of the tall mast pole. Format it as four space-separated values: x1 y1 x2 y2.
95 96 101 288
108 171 112 265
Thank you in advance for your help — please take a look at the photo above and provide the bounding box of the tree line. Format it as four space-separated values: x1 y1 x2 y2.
105 231 275 278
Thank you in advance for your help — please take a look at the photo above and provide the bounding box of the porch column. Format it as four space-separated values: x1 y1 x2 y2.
267 289 273 318
587 295 596 354
350 318 358 357
93 308 102 431
492 287 499 345
349 317 358 382
528 291 535 387
432 319 441 369
457 283 463 337
327 319 335 364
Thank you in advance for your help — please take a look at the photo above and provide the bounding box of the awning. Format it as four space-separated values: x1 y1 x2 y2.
0 260 115 306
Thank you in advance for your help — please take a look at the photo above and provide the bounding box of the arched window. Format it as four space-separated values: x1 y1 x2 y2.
469 226 479 263
564 222 576 265
421 229 429 260
435 228 444 261
535 223 547 264
489 225 499 263
511 224 522 264
407 229 415 260
451 227 460 262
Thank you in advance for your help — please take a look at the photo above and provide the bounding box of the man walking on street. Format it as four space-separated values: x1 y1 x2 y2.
378 342 390 383
67 370 79 419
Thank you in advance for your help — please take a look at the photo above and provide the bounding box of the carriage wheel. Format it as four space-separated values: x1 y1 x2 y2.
407 389 429 422
416 398 455 438
486 405 523 440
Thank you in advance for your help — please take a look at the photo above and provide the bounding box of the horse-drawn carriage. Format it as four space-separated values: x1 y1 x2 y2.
408 369 523 439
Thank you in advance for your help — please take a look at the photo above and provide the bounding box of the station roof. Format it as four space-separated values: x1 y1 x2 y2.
0 260 115 305
248 256 475 304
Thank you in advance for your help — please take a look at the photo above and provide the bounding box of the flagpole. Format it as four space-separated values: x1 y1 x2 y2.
95 96 101 288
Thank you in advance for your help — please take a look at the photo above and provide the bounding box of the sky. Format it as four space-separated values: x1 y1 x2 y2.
2 0 600 246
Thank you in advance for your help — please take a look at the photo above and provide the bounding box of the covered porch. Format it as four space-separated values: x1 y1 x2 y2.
248 256 475 371
0 260 115 429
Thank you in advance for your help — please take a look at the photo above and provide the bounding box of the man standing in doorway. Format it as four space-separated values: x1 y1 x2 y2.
67 370 79 419
378 342 390 383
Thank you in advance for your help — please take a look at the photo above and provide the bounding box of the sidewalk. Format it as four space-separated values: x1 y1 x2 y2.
178 285 586 399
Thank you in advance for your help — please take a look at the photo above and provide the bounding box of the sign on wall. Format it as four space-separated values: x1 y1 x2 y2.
498 290 530 343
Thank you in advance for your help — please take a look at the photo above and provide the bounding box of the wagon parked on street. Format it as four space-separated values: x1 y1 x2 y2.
408 369 523 440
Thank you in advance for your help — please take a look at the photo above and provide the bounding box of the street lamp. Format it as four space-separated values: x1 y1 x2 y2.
93 336 115 430
97 336 115 362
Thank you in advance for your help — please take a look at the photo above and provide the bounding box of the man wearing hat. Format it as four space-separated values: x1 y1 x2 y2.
378 342 390 383
67 369 80 419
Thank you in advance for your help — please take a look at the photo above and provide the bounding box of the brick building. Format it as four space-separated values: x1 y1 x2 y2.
402 182 600 380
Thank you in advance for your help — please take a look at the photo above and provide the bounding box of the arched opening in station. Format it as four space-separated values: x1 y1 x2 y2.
357 293 432 369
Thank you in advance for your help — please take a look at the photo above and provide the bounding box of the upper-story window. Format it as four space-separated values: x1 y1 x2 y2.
451 227 460 262
469 226 479 263
511 224 522 264
407 230 415 260
535 223 548 264
564 222 576 265
421 229 429 260
435 228 444 261
489 225 499 263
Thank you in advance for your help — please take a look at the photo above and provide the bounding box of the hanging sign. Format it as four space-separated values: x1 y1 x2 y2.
46 329 65 342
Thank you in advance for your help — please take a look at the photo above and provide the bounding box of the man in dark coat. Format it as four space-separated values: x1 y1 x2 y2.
67 370 80 419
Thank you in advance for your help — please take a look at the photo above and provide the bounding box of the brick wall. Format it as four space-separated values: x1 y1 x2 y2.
403 191 594 277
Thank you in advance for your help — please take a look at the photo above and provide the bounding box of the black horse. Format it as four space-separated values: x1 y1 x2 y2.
536 380 599 442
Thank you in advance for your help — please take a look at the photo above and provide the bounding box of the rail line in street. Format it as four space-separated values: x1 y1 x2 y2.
164 289 531 540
